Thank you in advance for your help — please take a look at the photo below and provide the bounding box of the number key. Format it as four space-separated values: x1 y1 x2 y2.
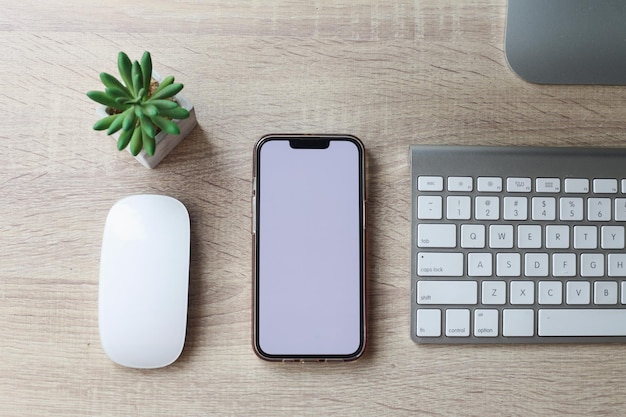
503 197 528 220
559 197 584 221
447 196 471 220
475 196 499 220
532 197 556 221
615 198 626 221
588 198 611 221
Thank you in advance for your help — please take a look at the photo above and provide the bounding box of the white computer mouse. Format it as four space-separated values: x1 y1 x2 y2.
99 194 190 369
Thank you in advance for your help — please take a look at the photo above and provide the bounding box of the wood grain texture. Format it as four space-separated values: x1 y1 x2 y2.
2 0 626 415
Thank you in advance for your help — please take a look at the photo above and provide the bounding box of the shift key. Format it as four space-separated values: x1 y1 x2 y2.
417 281 477 305
417 252 463 276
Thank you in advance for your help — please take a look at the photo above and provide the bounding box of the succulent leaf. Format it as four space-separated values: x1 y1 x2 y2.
139 115 157 138
105 86 132 100
142 104 158 117
117 128 133 150
140 52 152 94
93 114 120 131
149 83 184 101
87 90 126 110
142 129 155 156
107 108 132 135
117 52 133 91
147 99 179 110
158 107 190 120
151 75 174 96
152 116 181 135
122 110 137 131
100 72 131 96
131 60 144 97
129 127 143 156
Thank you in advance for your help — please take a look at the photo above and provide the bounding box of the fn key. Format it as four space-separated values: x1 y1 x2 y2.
416 309 441 337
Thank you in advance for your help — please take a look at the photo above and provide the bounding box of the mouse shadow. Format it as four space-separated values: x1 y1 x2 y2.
167 122 216 364
177 205 207 364
157 124 213 364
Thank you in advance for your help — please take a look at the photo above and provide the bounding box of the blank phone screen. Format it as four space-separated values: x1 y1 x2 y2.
255 137 364 358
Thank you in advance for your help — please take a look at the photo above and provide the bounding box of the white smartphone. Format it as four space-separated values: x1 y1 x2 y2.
252 134 367 361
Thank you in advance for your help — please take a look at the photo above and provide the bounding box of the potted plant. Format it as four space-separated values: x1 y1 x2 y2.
87 51 196 168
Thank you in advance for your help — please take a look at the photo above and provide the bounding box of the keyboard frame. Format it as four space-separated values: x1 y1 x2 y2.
410 145 626 344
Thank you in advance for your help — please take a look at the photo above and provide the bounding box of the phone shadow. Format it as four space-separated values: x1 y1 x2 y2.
359 143 412 364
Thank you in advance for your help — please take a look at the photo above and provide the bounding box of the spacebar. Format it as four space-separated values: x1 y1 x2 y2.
539 309 626 336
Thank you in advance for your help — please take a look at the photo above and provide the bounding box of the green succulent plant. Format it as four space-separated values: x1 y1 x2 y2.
87 51 190 156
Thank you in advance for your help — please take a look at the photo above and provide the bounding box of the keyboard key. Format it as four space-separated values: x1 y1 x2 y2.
552 253 576 277
566 281 591 304
518 225 542 249
416 309 441 337
539 309 626 336
417 224 456 248
446 196 471 220
564 178 589 193
489 224 513 248
559 197 584 221
507 177 532 192
481 280 506 305
447 177 473 192
496 253 521 277
477 177 502 192
615 198 626 221
545 225 570 249
503 309 534 337
418 176 443 191
416 281 477 305
574 226 597 249
532 197 556 221
475 196 499 220
594 281 618 305
608 254 626 277
536 178 561 193
417 196 442 219
580 254 604 277
510 281 534 304
593 178 618 194
503 197 528 220
601 226 625 249
538 281 562 305
468 253 492 276
445 309 470 337
588 198 611 221
474 309 499 337
524 253 549 277
417 252 463 276
461 224 485 248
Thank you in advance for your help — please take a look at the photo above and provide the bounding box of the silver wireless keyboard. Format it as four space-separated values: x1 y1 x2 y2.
410 145 626 344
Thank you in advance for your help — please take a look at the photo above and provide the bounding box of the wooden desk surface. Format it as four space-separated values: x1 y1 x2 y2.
3 1 626 415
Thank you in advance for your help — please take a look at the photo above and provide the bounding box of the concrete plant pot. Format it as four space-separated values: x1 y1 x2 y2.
96 71 197 169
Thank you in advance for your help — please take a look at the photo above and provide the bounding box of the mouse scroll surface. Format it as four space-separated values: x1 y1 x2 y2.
99 195 190 369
